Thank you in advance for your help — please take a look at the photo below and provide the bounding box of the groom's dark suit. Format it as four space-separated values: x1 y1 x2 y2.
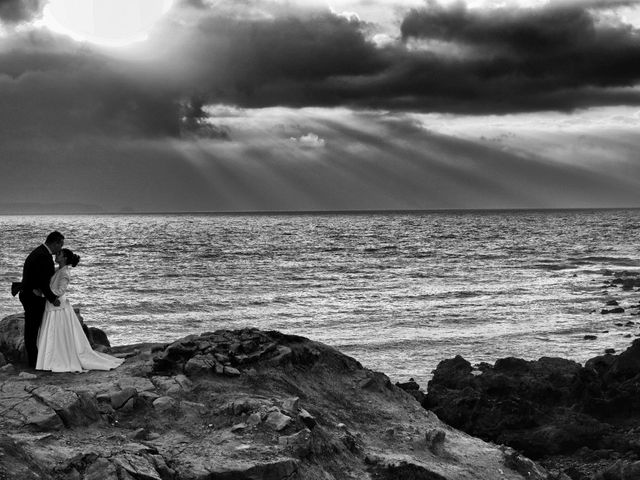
19 245 58 368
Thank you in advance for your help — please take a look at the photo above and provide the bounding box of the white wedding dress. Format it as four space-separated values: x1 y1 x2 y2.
36 266 124 372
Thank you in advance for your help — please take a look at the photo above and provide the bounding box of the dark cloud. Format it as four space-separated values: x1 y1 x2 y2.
0 0 43 24
0 30 190 139
140 0 640 114
394 0 640 112
3 0 640 143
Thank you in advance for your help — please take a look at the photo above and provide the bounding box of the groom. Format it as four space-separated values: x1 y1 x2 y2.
19 231 64 368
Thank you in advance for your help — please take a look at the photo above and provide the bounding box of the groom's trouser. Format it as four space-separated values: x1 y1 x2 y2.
19 291 45 368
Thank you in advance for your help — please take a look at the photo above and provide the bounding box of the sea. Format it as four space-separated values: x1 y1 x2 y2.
1 209 639 386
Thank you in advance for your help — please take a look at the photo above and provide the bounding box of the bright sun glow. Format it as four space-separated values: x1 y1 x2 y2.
42 0 174 47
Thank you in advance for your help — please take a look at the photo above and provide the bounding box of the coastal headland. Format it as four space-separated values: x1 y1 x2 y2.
0 311 552 480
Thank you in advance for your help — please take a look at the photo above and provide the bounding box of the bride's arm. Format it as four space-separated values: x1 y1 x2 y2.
50 270 70 297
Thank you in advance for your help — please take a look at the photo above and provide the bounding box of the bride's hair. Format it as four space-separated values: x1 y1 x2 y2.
61 248 81 268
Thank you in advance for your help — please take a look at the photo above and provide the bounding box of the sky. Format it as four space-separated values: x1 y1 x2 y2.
1 0 640 213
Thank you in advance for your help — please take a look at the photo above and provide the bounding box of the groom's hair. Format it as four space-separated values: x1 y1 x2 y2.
45 231 64 244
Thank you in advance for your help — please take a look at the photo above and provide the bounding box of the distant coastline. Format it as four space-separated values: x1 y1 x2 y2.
1 206 639 216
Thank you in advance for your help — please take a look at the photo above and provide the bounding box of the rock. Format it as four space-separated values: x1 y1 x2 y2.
29 385 101 427
0 321 552 480
593 460 640 479
184 353 217 376
87 326 111 348
174 374 193 391
110 387 137 410
397 378 427 403
0 313 27 364
425 429 446 454
602 307 625 314
85 458 118 480
112 453 163 480
424 354 599 458
152 396 176 412
138 391 160 403
223 366 241 377
0 434 52 479
424 338 640 469
281 396 300 413
265 410 293 431
279 429 312 457
18 372 37 380
0 363 16 373
298 408 317 430
502 448 551 480
118 377 155 393
204 459 300 479
151 375 192 394
396 378 421 391
0 351 6 367
247 412 262 426
230 422 247 432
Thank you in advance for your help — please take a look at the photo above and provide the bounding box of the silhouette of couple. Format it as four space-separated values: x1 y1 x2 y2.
15 231 123 372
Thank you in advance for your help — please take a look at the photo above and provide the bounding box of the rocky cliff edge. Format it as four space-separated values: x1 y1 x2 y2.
0 312 558 480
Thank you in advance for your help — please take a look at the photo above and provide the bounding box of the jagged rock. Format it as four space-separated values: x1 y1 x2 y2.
0 351 7 367
281 396 300 413
593 460 640 479
87 326 111 348
0 434 52 479
0 319 552 480
110 387 138 410
28 384 101 427
298 408 317 429
85 458 118 480
425 338 640 478
396 378 427 403
425 429 446 454
265 410 293 431
503 448 553 479
112 453 163 480
279 429 312 457
199 459 300 479
184 353 217 376
0 313 27 364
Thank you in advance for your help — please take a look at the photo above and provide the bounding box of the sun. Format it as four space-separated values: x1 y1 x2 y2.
42 0 175 47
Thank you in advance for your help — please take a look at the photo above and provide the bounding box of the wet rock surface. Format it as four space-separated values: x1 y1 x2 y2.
423 337 640 480
0 313 553 480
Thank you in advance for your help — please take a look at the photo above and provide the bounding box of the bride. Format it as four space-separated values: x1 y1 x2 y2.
36 248 124 372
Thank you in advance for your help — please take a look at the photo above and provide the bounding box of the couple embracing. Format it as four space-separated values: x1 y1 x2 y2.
17 231 123 373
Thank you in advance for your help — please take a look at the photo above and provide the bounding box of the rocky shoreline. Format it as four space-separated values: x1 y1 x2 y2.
401 271 640 480
0 311 554 480
1 269 638 480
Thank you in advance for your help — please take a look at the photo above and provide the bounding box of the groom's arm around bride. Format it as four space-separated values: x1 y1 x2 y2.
18 231 64 368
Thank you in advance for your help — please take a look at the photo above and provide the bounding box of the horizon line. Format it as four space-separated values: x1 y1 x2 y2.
1 206 639 216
